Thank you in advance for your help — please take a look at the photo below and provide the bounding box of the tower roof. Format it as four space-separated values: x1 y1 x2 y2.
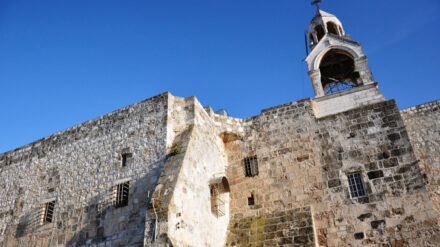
317 9 336 17
310 9 340 24
307 8 345 40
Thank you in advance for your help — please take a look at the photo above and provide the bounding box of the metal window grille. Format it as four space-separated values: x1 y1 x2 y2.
347 172 367 199
113 181 130 208
40 201 55 224
325 81 356 95
244 156 258 177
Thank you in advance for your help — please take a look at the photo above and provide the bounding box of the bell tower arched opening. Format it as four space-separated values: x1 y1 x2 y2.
327 22 339 36
315 25 325 41
319 49 359 95
306 8 377 99
338 26 344 36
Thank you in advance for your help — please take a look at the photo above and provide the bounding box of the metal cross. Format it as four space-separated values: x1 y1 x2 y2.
311 0 322 11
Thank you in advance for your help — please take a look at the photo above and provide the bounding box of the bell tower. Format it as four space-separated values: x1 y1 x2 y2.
305 3 385 118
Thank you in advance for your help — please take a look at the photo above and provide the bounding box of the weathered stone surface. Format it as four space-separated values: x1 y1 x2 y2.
0 92 439 247
227 207 315 247
147 95 230 247
0 93 169 247
401 100 440 225
220 96 440 246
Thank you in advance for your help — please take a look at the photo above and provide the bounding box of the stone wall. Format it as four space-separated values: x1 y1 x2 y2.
228 206 315 247
148 95 230 247
224 98 440 246
0 93 169 247
1 91 439 247
168 97 230 246
400 100 440 224
314 99 439 246
225 99 322 246
312 84 385 118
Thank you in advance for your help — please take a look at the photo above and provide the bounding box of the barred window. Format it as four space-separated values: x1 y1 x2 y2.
210 185 225 217
39 201 55 224
209 177 230 218
113 181 130 208
347 172 367 199
244 156 258 177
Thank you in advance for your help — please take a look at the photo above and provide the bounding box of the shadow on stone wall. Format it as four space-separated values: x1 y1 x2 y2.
8 158 166 247
65 165 164 247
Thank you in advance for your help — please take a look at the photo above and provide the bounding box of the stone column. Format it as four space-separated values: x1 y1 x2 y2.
309 70 325 97
355 56 374 85
322 22 328 34
312 33 318 45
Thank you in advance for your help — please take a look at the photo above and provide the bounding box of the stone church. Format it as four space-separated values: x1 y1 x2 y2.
1 6 439 247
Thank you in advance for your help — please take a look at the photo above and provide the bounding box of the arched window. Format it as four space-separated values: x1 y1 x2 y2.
327 22 339 35
315 25 325 41
339 26 344 36
209 177 230 217
319 49 359 95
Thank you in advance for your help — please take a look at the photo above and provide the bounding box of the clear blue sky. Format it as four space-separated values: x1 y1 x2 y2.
1 0 439 153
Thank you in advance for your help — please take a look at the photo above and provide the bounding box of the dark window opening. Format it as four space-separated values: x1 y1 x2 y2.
319 49 358 95
244 156 259 177
347 172 367 199
315 25 325 41
43 201 55 223
309 34 315 46
114 181 130 208
339 26 344 36
248 194 255 206
327 22 339 35
121 153 132 167
122 154 127 167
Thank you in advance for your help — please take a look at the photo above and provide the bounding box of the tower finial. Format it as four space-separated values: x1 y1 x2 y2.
311 0 322 11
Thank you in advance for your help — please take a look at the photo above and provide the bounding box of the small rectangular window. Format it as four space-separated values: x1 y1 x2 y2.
244 156 258 177
347 172 367 199
40 201 55 224
248 194 255 206
121 153 132 167
113 181 130 208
